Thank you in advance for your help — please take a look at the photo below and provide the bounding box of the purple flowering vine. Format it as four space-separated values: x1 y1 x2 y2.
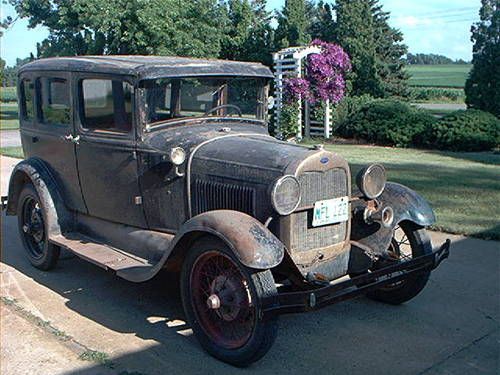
283 39 351 104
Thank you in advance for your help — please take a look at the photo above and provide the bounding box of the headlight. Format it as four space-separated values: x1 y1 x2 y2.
271 175 301 215
170 147 186 165
356 164 386 199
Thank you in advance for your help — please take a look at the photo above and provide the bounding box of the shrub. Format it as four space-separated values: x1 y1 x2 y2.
332 94 375 132
279 103 301 140
0 87 17 102
340 99 436 147
422 109 500 151
408 87 465 103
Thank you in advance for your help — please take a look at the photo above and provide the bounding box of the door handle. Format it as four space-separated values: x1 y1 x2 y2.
31 136 39 143
63 134 80 145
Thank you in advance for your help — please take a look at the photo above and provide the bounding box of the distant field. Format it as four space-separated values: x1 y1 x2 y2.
0 102 19 130
407 64 472 88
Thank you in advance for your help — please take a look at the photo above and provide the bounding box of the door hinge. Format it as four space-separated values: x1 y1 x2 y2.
134 196 143 205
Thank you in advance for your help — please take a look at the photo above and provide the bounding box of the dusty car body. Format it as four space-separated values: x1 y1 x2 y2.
3 56 449 366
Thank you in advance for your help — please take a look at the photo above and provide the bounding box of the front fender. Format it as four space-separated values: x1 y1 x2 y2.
173 210 285 269
351 182 435 257
379 182 436 227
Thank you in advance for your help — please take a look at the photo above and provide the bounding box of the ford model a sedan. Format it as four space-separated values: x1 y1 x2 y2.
3 56 449 366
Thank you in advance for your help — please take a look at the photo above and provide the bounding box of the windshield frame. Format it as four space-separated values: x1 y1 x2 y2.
138 75 270 132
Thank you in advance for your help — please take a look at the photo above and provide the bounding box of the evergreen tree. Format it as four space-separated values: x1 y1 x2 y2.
465 0 500 117
221 0 274 65
275 0 311 49
333 0 382 96
370 0 409 97
308 1 335 42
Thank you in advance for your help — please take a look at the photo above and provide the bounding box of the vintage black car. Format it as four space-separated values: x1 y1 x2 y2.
3 56 449 366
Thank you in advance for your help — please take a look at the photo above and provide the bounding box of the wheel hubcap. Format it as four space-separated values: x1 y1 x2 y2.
190 251 255 349
21 197 45 259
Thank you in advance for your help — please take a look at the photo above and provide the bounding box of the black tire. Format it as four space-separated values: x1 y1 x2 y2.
17 183 60 270
180 236 278 367
367 222 432 305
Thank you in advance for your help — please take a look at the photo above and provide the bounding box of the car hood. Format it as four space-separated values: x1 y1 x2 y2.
142 121 316 179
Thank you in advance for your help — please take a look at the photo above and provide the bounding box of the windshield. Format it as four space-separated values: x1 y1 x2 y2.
140 77 268 127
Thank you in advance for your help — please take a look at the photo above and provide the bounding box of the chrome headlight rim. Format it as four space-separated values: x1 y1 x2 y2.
356 163 386 199
170 147 186 166
271 175 301 216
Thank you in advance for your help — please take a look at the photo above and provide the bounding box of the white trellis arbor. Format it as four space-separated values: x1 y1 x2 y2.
272 46 333 140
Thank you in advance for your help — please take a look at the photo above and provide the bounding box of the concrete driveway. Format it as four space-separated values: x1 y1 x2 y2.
1 156 499 375
0 130 21 148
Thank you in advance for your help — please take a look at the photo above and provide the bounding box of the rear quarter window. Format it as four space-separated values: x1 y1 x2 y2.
20 79 35 121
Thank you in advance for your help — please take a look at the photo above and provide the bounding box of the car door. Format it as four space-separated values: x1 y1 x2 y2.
18 71 87 213
74 74 147 228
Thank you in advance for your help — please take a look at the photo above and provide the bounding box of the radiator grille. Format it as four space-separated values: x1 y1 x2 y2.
193 179 255 216
291 168 348 252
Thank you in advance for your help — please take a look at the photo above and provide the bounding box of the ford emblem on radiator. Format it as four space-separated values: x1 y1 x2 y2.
320 157 329 164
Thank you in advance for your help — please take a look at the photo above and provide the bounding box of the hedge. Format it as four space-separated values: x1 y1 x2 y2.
339 99 436 147
422 109 500 151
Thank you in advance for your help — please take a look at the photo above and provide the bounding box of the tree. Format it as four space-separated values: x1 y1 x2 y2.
220 0 274 65
308 1 335 42
0 58 5 86
333 0 382 97
370 0 409 97
5 0 227 59
275 0 312 49
465 0 500 117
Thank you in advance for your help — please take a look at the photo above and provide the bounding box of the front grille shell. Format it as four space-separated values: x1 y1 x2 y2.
280 151 351 275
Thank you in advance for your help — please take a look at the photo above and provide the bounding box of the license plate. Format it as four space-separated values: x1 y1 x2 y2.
312 196 349 227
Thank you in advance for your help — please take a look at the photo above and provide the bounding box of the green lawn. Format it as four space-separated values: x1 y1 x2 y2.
407 64 472 88
0 102 20 130
305 142 500 240
0 146 23 158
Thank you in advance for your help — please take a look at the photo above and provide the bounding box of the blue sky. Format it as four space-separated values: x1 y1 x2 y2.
1 0 480 67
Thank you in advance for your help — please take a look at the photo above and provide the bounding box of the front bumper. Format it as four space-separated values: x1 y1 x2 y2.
265 239 451 315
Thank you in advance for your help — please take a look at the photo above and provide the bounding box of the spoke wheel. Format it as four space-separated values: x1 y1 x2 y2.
190 251 255 349
181 237 278 367
21 196 46 259
366 222 433 305
17 184 60 270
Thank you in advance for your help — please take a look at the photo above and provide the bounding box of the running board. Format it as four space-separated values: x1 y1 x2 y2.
51 233 155 281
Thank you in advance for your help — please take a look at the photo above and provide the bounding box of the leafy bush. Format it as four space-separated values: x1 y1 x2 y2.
408 87 465 103
279 103 300 140
332 94 375 131
340 99 436 147
422 109 500 151
0 87 17 102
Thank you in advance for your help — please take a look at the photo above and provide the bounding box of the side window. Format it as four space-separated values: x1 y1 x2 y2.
80 79 133 133
38 77 71 125
20 79 35 121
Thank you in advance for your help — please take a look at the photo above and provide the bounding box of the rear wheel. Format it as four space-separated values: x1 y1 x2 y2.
367 222 432 305
17 183 60 270
180 237 278 367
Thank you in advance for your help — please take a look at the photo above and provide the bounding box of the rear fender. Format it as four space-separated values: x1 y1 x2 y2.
6 158 73 236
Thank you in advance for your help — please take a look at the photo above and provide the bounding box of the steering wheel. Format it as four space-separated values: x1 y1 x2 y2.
205 104 242 117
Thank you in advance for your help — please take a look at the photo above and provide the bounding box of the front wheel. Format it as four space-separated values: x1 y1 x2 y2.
367 222 432 305
180 237 278 367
